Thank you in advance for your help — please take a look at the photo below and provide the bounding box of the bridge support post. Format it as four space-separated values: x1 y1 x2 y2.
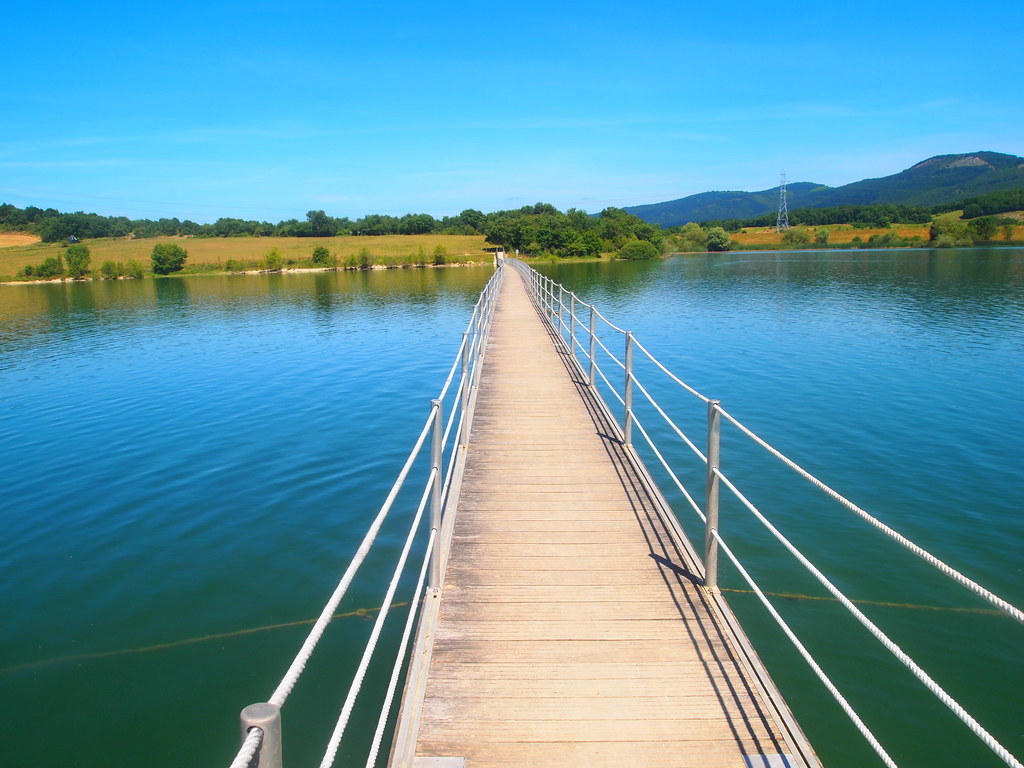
557 285 564 336
624 332 634 446
240 702 282 768
430 398 444 588
569 293 576 360
460 332 471 445
705 399 721 591
588 305 596 386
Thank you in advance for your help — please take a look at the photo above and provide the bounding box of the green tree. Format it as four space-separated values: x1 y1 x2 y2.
706 227 732 251
968 216 999 240
125 259 145 278
36 257 64 278
815 228 831 245
306 210 335 237
100 260 124 278
432 244 448 265
679 222 709 251
617 239 659 260
311 246 331 265
1003 224 1015 240
781 229 811 246
151 243 188 274
65 244 91 277
929 214 973 246
264 248 284 270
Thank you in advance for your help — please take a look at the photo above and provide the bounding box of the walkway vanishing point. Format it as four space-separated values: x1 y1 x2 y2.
388 263 820 768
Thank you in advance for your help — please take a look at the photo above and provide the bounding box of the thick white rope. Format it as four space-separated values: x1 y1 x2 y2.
629 372 707 464
714 467 1022 768
363 529 437 768
712 530 898 768
716 405 1024 626
632 337 710 403
592 332 626 370
267 406 436 708
319 467 437 768
228 727 263 768
630 413 705 522
594 360 625 407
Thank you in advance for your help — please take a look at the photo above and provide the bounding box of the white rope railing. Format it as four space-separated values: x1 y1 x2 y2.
225 260 505 768
714 466 1022 768
363 528 436 768
229 727 263 768
716 405 1024 626
512 259 1022 768
318 467 437 768
712 530 899 768
268 405 436 708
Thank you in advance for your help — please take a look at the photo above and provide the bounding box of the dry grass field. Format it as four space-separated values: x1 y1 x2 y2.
0 233 41 248
0 234 492 279
727 224 933 247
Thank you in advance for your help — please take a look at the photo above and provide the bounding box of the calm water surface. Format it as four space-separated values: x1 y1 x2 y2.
1 250 1021 768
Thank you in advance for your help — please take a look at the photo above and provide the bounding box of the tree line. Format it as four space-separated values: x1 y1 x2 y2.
690 189 1024 232
0 201 666 260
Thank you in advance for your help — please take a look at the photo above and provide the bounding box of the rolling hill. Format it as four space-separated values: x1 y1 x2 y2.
625 152 1024 226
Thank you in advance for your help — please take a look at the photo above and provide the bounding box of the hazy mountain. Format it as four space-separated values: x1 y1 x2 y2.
625 152 1024 226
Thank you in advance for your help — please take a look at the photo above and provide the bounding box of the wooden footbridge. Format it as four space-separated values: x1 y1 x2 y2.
228 258 1022 768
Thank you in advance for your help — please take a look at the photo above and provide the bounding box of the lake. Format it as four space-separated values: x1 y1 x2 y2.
1 250 1021 768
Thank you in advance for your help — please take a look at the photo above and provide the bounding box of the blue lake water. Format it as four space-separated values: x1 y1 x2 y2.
1 250 1021 768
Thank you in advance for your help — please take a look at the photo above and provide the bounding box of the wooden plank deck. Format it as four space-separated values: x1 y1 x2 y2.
391 266 818 768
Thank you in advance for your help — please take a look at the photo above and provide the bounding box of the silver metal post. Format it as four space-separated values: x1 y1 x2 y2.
588 305 596 386
557 285 564 336
460 331 471 445
429 399 444 587
624 332 634 446
240 703 282 768
569 293 576 359
705 399 721 591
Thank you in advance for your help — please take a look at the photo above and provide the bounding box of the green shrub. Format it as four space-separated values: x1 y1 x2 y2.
65 244 91 277
125 259 145 279
781 229 811 246
225 259 246 272
21 265 34 277
264 248 283 271
36 257 64 278
100 260 125 279
815 228 830 245
432 244 448 265
616 240 660 260
358 248 372 269
311 246 331 265
151 243 188 274
706 227 732 251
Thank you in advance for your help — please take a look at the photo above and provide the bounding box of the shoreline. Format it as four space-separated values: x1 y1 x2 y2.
0 259 493 287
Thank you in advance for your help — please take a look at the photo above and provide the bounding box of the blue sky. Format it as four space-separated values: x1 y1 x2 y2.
2 0 1021 223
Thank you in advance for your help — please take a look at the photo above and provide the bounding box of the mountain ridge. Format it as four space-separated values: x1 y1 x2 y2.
624 151 1024 226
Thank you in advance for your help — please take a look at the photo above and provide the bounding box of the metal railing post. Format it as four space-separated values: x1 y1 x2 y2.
624 332 634 446
240 703 282 768
705 399 721 591
569 293 576 360
588 305 596 386
557 284 563 334
429 399 444 587
460 331 471 445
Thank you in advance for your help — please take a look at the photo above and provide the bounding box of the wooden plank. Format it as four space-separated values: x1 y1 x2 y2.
393 266 815 768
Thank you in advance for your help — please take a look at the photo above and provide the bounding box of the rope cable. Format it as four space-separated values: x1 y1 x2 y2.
714 467 1022 768
716 406 1024 625
712 530 899 768
267 405 436 708
318 467 437 768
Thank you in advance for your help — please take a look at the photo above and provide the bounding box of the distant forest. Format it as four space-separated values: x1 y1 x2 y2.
700 187 1024 231
0 202 664 260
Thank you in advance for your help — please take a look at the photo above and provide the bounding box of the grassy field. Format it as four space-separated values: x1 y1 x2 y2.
726 221 1020 248
0 234 492 280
